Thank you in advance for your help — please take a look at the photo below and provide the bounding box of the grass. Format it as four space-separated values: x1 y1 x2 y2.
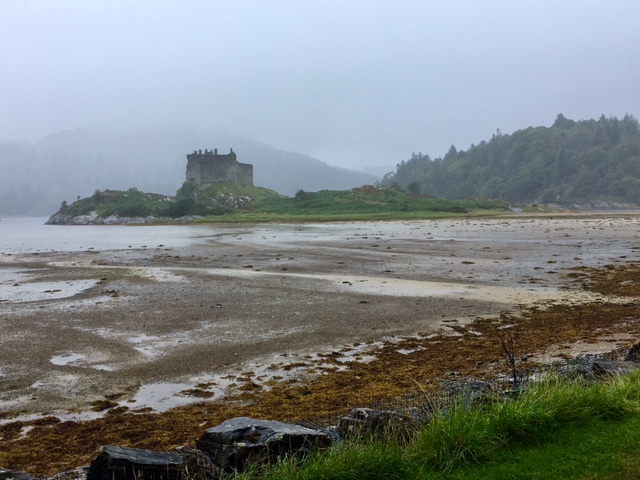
255 186 507 216
232 372 640 480
187 209 506 223
443 414 640 480
56 184 510 222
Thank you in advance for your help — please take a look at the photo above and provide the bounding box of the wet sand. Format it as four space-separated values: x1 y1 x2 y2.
1 215 639 420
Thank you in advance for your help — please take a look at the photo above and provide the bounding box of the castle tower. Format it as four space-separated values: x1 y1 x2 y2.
185 148 254 186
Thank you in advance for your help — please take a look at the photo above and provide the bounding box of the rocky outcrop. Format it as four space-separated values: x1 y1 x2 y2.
208 193 253 209
625 343 640 362
338 407 417 440
592 360 640 377
46 212 164 225
569 201 640 210
86 446 197 480
0 468 35 480
80 418 336 479
196 417 334 473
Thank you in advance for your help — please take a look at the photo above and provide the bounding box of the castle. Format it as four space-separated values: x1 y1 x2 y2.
185 148 254 187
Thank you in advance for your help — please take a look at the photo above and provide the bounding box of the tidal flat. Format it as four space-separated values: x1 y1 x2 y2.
2 214 640 474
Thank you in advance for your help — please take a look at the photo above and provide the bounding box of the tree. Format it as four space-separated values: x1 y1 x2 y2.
444 145 458 161
406 181 421 194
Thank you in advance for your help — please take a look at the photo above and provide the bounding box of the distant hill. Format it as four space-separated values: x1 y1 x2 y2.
383 114 640 205
0 127 377 215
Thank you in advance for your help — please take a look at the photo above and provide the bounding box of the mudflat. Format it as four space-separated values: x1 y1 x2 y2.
1 215 636 420
4 214 640 475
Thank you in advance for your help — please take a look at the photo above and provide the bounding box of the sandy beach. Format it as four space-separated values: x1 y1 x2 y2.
1 215 638 421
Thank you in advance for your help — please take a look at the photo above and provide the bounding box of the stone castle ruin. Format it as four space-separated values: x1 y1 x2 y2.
186 148 254 187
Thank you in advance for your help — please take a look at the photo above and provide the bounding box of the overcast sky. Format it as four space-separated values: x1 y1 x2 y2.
2 0 639 169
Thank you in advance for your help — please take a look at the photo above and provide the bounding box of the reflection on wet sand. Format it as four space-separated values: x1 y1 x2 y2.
1 215 640 421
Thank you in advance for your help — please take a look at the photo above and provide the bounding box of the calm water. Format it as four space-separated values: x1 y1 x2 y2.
0 217 348 254
0 217 226 254
3 215 567 256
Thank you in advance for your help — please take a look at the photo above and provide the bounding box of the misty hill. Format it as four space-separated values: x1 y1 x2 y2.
0 127 377 216
383 114 640 205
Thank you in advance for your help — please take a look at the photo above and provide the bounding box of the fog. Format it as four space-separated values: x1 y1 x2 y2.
2 0 640 169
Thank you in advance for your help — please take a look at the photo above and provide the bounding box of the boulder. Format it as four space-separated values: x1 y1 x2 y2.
86 445 195 480
338 407 417 440
196 417 333 473
461 380 497 407
442 379 500 406
0 469 35 480
593 360 639 377
43 466 88 480
625 342 640 362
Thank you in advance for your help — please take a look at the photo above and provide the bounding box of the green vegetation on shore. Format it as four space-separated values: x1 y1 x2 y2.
260 185 505 215
61 188 173 218
58 182 284 219
235 372 640 480
54 183 510 223
384 113 640 205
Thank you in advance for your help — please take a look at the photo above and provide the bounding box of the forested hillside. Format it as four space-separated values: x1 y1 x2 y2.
383 114 640 204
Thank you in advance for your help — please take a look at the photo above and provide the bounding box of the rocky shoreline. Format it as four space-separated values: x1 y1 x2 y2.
3 347 638 480
3 215 640 475
44 212 209 225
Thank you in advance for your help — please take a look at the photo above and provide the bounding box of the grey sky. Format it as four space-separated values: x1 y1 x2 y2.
2 0 639 169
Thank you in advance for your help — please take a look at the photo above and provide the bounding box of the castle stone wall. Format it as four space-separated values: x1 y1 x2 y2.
186 148 254 187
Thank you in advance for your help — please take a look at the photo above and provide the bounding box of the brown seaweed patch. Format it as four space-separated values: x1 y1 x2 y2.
4 262 640 476
89 400 119 412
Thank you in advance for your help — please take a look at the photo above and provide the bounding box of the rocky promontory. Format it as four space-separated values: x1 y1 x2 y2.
45 211 167 225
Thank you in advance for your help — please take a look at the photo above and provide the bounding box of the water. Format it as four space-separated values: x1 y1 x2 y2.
0 217 226 254
0 267 97 302
0 217 397 255
0 217 355 254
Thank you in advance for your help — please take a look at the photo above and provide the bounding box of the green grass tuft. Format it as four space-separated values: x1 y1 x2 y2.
229 372 640 479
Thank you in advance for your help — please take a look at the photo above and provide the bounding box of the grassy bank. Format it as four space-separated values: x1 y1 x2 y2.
235 372 640 480
188 187 509 222
186 209 506 223
54 184 511 223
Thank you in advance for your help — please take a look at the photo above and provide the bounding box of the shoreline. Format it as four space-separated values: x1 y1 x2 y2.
2 214 640 474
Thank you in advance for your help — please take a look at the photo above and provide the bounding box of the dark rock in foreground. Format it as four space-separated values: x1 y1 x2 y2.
592 360 639 377
196 416 334 473
625 342 640 362
0 469 35 480
86 445 195 480
338 407 417 440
